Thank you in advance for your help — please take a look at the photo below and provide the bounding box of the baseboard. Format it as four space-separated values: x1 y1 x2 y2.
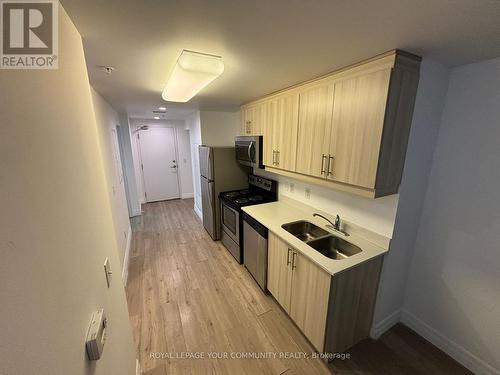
181 192 194 199
121 225 132 286
370 309 401 339
401 309 499 375
194 204 203 221
136 359 141 375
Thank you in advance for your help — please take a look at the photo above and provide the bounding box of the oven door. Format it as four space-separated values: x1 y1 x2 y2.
235 137 256 167
221 201 240 245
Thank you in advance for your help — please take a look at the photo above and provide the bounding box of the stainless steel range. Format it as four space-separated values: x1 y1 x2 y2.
219 175 277 264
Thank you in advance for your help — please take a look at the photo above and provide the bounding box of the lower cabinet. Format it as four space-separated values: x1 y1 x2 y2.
267 232 384 355
267 233 293 311
267 233 330 352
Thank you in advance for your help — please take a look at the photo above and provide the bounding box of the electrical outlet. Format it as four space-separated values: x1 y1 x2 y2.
290 183 295 193
305 188 311 199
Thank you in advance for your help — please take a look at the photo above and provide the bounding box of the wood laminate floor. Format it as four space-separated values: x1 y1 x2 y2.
126 199 472 375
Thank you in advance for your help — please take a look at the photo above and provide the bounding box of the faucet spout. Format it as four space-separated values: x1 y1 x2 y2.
313 213 349 236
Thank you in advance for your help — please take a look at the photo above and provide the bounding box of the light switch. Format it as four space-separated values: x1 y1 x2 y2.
104 258 112 288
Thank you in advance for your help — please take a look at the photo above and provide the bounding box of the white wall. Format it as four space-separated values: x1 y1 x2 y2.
255 169 399 238
402 57 500 375
200 110 241 147
176 127 195 199
371 59 451 333
185 111 203 217
129 119 193 202
0 5 136 375
118 112 142 217
91 88 131 268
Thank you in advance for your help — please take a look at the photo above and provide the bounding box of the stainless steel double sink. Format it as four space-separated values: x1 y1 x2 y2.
281 221 362 260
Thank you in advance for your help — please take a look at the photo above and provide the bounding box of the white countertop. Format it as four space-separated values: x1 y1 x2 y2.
242 199 389 276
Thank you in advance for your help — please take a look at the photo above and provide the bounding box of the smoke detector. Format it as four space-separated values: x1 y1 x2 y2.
98 66 116 75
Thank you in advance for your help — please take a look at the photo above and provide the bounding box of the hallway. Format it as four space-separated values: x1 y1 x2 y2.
126 199 331 374
125 200 472 375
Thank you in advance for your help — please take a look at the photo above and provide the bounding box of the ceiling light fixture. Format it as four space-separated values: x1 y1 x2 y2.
154 116 160 120
158 106 167 111
162 49 224 103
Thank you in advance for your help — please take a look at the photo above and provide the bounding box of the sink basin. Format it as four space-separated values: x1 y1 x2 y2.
281 221 329 242
307 235 362 260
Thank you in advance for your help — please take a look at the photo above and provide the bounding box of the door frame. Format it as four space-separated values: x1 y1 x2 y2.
135 124 182 202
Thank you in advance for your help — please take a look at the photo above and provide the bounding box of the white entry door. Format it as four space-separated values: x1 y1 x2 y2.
139 127 180 202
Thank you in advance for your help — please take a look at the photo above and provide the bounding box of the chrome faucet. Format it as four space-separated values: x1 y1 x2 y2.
313 213 349 236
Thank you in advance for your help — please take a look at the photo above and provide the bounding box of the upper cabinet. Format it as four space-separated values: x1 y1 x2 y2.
241 50 421 198
264 91 300 171
328 68 392 188
241 103 265 136
295 80 335 178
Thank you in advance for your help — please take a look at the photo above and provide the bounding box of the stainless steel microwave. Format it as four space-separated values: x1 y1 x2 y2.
235 136 263 169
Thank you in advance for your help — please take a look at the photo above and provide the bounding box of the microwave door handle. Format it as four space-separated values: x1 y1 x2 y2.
248 143 255 162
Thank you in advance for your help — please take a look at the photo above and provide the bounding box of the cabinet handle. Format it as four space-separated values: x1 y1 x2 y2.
276 150 280 166
328 155 335 176
246 121 251 134
321 154 327 174
287 248 292 266
291 251 297 270
272 150 276 165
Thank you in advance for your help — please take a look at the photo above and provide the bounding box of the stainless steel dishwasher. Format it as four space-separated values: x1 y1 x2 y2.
242 212 268 291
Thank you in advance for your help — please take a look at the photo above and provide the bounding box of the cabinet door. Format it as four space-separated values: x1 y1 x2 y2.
274 92 299 171
328 69 391 188
241 106 251 135
289 251 331 352
241 104 263 135
295 81 335 178
267 233 293 313
262 99 276 167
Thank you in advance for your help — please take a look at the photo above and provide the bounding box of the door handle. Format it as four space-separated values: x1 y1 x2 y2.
248 142 255 163
321 154 327 175
291 251 297 270
327 155 335 176
287 248 292 266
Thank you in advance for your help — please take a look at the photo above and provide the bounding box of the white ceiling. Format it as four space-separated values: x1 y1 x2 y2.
61 0 500 120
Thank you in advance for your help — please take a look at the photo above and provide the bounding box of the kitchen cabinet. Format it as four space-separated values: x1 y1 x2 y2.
295 81 335 178
241 103 265 136
267 232 383 354
263 91 299 171
267 233 330 352
267 232 293 312
327 68 392 188
242 50 421 198
289 250 331 352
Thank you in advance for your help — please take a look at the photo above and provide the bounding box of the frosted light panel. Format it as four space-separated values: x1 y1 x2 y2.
162 50 224 102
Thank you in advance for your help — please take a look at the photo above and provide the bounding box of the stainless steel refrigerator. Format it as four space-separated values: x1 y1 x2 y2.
199 146 249 240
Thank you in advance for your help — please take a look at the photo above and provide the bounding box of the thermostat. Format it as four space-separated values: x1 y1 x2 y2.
85 309 107 360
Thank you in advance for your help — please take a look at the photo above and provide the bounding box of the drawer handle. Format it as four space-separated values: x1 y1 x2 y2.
328 155 335 176
321 154 327 174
